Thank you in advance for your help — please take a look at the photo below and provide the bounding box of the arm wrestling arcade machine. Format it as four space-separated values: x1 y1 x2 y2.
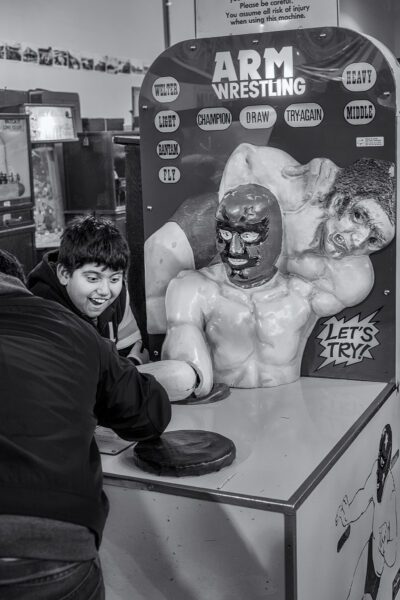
100 27 400 600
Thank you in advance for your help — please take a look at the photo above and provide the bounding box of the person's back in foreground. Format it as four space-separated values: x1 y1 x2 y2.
28 215 149 364
0 249 170 599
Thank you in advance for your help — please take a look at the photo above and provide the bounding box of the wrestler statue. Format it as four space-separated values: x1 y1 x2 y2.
145 144 395 335
161 183 385 397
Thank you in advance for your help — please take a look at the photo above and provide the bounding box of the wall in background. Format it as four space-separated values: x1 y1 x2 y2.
0 0 397 129
187 0 399 56
0 0 165 126
339 0 399 56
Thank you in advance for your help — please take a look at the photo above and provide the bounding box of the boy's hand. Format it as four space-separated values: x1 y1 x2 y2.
128 340 150 365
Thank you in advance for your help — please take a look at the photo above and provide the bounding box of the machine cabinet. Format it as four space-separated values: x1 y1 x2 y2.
63 131 136 226
100 380 400 600
0 114 35 272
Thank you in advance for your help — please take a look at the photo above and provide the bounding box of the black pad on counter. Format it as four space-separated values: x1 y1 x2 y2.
132 429 236 477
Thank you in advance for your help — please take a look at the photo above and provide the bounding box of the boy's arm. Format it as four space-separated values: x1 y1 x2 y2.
95 338 171 441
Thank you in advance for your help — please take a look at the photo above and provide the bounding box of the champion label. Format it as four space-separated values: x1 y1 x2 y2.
158 166 181 183
156 140 181 159
196 108 232 131
342 63 377 92
284 103 324 127
239 105 277 129
344 101 375 125
152 77 180 103
155 110 180 132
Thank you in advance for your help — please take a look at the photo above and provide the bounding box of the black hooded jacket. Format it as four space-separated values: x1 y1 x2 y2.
0 274 170 546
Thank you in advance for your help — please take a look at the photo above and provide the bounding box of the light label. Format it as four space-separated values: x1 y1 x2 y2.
154 110 180 132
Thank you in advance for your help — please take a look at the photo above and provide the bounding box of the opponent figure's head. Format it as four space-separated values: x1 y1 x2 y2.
216 183 282 288
321 158 395 258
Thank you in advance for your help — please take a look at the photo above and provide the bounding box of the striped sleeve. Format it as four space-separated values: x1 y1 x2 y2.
116 288 142 351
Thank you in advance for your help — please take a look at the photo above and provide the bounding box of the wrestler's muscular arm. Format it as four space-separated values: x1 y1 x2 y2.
289 254 374 317
219 143 304 210
219 143 339 211
161 270 214 397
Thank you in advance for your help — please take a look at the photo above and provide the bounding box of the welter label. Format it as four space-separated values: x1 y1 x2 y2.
239 105 276 129
154 110 180 132
197 107 232 130
342 62 377 92
344 101 375 125
284 103 324 127
156 140 181 159
152 77 180 103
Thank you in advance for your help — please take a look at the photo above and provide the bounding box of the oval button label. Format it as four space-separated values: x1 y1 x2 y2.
156 140 181 159
284 103 323 127
154 110 180 132
159 166 181 184
152 77 180 103
342 63 377 92
196 107 232 131
239 105 277 129
344 101 375 125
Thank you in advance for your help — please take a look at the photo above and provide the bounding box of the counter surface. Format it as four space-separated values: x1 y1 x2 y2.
101 377 388 504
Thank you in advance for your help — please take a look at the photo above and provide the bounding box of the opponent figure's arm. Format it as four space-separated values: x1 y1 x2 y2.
161 271 214 397
144 222 195 335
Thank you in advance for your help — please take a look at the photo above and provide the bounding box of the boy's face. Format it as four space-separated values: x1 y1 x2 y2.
57 263 124 318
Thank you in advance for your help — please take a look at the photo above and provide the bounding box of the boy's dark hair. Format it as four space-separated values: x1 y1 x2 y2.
0 249 26 283
58 216 130 273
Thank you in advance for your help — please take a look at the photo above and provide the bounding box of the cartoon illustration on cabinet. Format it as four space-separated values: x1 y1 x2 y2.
335 424 398 600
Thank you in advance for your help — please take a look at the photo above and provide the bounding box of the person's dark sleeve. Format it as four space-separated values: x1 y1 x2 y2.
95 337 171 441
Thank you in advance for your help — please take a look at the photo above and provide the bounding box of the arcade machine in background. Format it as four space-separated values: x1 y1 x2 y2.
0 113 35 272
62 118 137 237
0 89 82 258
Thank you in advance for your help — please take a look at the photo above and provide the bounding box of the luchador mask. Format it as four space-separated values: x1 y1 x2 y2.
216 183 282 288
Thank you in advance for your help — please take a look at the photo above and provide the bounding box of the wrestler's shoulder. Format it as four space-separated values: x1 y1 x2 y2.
174 264 222 286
